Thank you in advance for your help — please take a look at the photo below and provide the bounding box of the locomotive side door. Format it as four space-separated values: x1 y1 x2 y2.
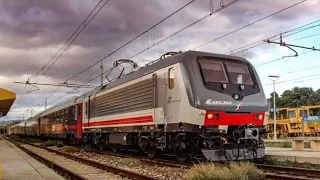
157 65 181 130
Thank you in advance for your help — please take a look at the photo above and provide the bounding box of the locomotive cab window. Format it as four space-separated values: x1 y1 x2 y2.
168 68 174 89
198 58 254 85
225 62 254 85
198 59 228 83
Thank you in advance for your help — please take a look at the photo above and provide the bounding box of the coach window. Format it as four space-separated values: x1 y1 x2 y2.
74 105 78 121
85 102 88 118
168 68 174 89
64 108 68 122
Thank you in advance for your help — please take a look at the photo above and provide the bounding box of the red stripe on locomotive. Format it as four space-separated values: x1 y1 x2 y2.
83 115 153 127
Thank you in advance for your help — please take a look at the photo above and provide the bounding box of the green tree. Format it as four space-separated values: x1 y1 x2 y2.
269 91 283 108
271 87 320 108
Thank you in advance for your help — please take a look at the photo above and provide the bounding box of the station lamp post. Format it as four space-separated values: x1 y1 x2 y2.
268 75 280 140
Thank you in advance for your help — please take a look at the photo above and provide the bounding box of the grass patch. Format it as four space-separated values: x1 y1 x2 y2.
25 137 43 143
41 140 64 147
119 158 135 165
264 141 310 148
56 140 64 148
59 146 79 153
184 162 264 180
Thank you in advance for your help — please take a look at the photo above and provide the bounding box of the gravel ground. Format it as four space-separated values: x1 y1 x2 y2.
50 146 188 180
21 144 130 180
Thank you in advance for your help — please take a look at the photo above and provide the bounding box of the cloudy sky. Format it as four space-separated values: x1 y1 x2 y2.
1 0 320 120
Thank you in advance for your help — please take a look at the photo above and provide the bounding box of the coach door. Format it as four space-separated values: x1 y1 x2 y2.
84 96 91 127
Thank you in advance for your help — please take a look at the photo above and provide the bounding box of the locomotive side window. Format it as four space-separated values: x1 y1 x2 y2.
198 59 228 83
225 62 254 85
168 68 174 89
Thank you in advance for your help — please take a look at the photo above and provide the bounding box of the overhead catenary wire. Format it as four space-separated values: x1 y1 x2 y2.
78 0 240 89
64 0 197 82
263 73 320 87
276 63 320 76
127 0 240 60
36 0 241 107
190 0 307 51
30 0 108 83
63 0 309 98
19 0 111 116
254 43 320 67
224 19 320 55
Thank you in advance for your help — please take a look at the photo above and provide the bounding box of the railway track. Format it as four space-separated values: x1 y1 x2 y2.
94 150 193 169
83 147 320 180
3 136 158 180
8 136 320 180
258 164 320 180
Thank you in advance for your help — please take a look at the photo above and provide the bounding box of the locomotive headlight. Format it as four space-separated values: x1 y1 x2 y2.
255 114 264 120
233 93 240 100
207 113 214 119
214 113 220 120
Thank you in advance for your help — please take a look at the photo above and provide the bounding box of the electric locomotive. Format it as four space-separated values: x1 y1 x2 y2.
81 50 268 162
10 50 268 162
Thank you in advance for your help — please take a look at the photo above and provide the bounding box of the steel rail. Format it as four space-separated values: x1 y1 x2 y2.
5 136 158 180
2 136 88 180
9 135 320 180
257 164 320 180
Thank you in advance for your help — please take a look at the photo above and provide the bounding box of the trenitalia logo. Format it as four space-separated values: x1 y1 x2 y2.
235 103 243 110
205 99 232 105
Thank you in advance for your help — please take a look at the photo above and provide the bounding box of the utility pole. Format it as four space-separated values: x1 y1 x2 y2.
31 109 33 118
268 75 280 140
100 60 104 86
45 99 47 110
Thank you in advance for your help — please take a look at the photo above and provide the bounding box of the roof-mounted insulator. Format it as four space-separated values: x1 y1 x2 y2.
160 51 182 60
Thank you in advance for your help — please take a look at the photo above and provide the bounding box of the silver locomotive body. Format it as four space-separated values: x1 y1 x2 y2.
82 51 268 162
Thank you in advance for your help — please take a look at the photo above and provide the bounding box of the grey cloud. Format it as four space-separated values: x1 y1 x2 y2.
1 0 320 120
0 0 198 50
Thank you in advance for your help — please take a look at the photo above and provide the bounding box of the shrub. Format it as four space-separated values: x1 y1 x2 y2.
56 140 64 148
184 162 264 180
41 140 64 147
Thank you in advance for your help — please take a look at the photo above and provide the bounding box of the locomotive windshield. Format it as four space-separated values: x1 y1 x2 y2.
198 58 254 85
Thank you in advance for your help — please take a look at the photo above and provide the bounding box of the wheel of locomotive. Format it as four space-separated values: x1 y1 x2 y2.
97 143 104 151
175 146 189 163
146 146 158 158
111 146 117 153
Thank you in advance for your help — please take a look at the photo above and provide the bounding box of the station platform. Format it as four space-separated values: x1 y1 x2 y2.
265 147 320 164
0 137 64 180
